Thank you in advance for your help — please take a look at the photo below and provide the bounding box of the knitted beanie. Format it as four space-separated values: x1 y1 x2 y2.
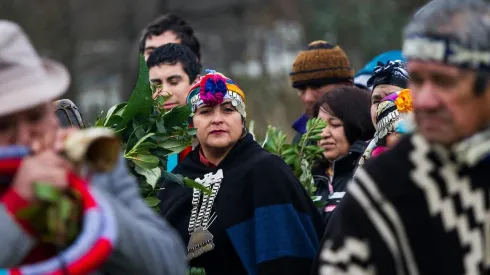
290 40 354 89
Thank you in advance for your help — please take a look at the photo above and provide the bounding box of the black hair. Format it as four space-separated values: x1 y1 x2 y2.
314 86 375 145
146 43 201 84
139 14 201 61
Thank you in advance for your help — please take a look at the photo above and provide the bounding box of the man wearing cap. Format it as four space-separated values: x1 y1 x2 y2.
313 1 490 274
289 41 355 143
0 21 185 274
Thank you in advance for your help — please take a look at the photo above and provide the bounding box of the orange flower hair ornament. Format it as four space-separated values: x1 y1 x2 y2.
395 89 413 113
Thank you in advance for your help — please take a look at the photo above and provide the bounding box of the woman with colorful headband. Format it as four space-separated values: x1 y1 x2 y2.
356 89 415 174
158 70 325 275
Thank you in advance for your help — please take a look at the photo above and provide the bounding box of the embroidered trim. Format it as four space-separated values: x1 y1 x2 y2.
403 35 490 71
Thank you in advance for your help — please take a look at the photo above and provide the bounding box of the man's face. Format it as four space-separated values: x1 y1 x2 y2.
297 83 348 116
0 102 58 147
144 31 180 61
149 62 194 110
408 60 490 146
370 84 402 126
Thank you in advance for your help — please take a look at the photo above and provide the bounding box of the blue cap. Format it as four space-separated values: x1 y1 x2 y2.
355 50 406 89
356 50 406 77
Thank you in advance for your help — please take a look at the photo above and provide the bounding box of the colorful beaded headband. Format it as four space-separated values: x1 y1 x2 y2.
187 70 246 118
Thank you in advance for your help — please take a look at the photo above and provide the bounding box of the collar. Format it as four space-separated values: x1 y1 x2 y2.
428 126 490 168
333 140 368 174
292 113 309 134
199 149 217 168
451 127 490 167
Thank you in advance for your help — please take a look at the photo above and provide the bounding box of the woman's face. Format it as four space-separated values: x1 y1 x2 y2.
370 84 402 126
317 108 350 162
192 99 243 152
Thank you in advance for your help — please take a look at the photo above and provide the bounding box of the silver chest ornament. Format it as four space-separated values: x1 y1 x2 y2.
187 169 224 260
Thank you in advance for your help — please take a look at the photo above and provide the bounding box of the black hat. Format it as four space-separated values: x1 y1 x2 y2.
367 60 409 90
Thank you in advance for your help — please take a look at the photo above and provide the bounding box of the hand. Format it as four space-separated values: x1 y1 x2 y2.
30 127 79 154
11 151 73 201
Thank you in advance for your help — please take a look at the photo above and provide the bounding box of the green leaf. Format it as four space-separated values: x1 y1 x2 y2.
163 104 192 128
120 55 153 126
281 147 297 158
103 103 127 126
128 133 155 154
59 197 72 221
46 206 57 236
159 139 191 153
306 118 313 132
144 196 160 207
284 155 296 165
135 166 161 188
308 134 323 141
15 205 42 219
183 178 211 195
104 115 124 129
128 154 160 169
305 145 321 153
151 149 173 159
139 182 155 197
248 120 255 140
161 169 185 184
34 183 61 202
313 197 327 208
187 267 207 275
186 128 197 136
132 142 157 153
156 120 167 134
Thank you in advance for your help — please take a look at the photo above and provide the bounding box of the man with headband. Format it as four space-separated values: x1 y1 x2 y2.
312 1 490 274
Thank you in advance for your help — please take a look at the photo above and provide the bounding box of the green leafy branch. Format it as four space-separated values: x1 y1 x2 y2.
16 183 82 249
260 118 326 201
94 55 209 209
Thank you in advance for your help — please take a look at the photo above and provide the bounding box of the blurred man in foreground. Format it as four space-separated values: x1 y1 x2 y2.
0 20 186 275
314 0 490 274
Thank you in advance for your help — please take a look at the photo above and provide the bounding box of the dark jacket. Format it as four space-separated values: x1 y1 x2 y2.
158 133 325 275
312 140 368 223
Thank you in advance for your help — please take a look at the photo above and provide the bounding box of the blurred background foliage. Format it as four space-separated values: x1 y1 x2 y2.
1 0 428 140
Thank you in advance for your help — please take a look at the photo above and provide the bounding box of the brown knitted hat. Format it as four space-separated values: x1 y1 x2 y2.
290 40 354 89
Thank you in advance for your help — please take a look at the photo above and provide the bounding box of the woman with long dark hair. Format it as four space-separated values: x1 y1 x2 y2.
313 86 375 222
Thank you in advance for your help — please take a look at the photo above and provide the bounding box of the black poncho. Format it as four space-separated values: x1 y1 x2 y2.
312 132 490 275
158 133 325 275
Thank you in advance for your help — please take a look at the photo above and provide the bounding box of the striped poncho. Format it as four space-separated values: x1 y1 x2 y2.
312 131 490 275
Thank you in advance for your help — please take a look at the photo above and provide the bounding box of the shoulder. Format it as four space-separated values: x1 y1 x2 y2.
361 134 414 191
248 151 296 178
354 134 426 208
91 154 137 193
